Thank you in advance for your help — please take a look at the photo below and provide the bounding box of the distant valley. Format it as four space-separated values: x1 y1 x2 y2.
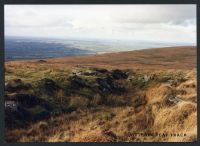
5 36 194 61
5 37 95 61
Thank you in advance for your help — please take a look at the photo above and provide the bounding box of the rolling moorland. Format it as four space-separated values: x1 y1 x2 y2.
5 37 191 61
5 46 197 142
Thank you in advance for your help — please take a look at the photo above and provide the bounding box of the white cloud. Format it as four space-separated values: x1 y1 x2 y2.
5 4 196 44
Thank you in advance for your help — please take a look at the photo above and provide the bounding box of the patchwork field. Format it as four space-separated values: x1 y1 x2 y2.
5 46 197 142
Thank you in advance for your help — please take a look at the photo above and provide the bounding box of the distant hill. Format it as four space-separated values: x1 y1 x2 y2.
8 46 196 70
44 46 196 70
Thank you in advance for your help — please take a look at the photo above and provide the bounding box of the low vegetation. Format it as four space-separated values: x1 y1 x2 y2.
5 46 197 142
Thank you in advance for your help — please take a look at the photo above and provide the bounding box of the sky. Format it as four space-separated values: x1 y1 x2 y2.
5 5 196 44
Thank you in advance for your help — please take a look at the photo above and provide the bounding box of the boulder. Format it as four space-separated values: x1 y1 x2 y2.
5 93 45 108
112 84 126 93
83 68 109 76
166 95 182 105
96 77 113 93
143 75 151 83
81 70 97 76
97 76 126 93
5 100 18 111
71 69 82 76
5 92 52 128
5 105 31 128
5 105 50 128
127 75 135 82
73 68 109 76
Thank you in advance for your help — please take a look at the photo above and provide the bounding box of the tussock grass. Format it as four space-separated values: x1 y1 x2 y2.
5 46 197 142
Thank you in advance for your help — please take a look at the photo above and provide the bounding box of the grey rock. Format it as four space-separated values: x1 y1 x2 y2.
144 75 151 82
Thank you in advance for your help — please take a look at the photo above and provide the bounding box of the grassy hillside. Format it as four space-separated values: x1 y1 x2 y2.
5 46 197 142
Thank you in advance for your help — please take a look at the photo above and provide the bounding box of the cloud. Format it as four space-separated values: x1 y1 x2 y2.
5 5 196 44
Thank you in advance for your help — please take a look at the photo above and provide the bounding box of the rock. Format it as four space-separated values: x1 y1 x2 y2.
5 104 50 128
111 69 129 80
5 79 31 92
82 70 97 76
143 75 151 82
83 68 109 76
97 76 126 93
5 100 18 111
5 93 52 128
127 75 135 82
71 69 97 76
71 69 82 76
112 84 126 93
5 93 44 108
167 79 174 85
72 68 109 76
5 106 30 128
96 77 113 93
168 96 182 104
5 82 8 87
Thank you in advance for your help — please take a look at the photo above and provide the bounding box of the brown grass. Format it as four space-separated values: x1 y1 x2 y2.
5 46 197 142
6 46 196 70
6 75 197 142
